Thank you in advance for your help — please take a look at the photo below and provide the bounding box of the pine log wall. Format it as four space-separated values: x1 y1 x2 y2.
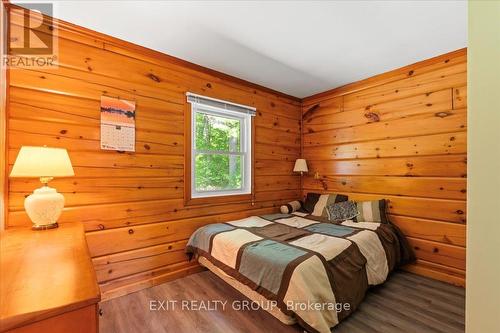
301 49 467 286
5 8 301 300
5 6 466 300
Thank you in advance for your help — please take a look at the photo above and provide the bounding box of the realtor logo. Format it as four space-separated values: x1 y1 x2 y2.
4 3 58 68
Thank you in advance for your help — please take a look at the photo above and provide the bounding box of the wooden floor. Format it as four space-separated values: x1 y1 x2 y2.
100 270 465 333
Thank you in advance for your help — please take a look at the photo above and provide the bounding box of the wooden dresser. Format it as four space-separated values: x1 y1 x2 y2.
0 223 101 332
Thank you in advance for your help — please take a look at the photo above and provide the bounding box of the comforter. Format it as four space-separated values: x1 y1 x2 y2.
186 213 413 333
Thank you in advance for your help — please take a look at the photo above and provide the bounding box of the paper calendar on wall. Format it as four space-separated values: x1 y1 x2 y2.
100 96 136 152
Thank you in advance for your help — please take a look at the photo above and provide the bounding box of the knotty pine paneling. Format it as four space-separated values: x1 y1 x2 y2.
302 48 467 286
0 2 6 229
5 5 467 296
5 7 301 300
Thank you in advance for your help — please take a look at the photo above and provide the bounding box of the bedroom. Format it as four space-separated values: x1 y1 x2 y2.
0 1 498 333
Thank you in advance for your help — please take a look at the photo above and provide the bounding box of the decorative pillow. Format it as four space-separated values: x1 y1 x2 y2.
280 200 303 214
353 199 388 223
326 201 359 222
304 192 349 217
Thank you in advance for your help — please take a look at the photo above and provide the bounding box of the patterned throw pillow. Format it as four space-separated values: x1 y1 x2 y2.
326 201 360 222
303 192 349 217
280 200 303 214
354 199 388 223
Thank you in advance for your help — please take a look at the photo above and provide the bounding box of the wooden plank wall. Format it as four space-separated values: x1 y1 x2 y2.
301 49 467 286
5 5 467 298
5 8 301 299
1 0 8 230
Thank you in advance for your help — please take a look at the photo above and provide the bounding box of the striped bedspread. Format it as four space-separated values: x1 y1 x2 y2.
186 213 412 333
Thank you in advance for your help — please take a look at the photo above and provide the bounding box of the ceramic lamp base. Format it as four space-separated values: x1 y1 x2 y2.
24 185 65 230
32 222 59 231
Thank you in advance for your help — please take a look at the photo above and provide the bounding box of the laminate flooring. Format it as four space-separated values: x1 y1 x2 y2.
100 270 465 333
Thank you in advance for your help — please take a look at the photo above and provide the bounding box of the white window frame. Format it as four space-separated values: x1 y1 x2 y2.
188 94 254 199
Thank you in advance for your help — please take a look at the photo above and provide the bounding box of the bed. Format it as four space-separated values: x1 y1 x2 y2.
186 211 412 333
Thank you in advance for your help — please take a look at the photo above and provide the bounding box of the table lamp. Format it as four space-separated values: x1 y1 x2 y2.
293 158 308 176
9 146 74 230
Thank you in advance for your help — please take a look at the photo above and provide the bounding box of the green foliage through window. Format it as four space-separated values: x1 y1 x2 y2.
194 112 243 192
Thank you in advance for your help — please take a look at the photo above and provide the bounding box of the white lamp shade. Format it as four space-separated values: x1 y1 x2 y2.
10 146 75 178
293 159 308 173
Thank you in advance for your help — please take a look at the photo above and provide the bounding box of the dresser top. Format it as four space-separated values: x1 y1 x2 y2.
0 222 101 332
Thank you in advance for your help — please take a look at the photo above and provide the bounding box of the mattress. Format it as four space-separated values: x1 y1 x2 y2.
187 213 412 333
198 255 297 325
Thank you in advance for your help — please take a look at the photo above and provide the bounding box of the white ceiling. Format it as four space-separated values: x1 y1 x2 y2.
17 0 467 98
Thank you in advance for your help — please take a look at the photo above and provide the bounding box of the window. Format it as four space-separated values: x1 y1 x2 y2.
187 93 255 200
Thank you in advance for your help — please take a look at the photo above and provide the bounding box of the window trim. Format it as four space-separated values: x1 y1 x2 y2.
184 95 255 206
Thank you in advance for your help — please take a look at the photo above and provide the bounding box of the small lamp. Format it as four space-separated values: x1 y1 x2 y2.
293 158 308 176
9 146 74 230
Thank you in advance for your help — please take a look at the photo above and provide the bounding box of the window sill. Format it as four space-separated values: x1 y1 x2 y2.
184 193 253 206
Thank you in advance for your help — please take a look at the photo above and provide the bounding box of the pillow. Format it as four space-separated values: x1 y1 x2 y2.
280 200 302 214
353 199 388 223
304 192 349 217
326 201 359 222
